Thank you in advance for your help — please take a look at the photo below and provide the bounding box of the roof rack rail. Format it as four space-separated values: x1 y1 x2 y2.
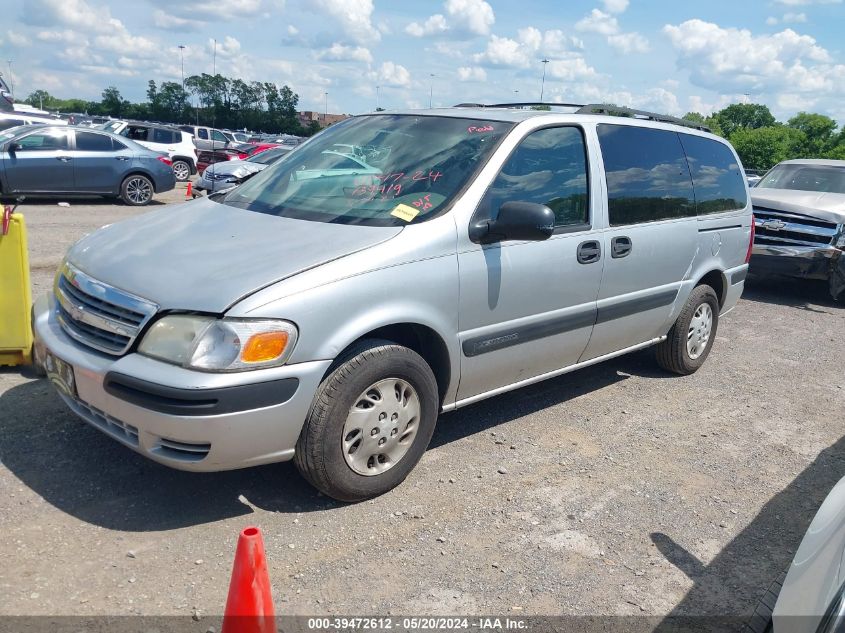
452 101 711 132
453 102 584 109
576 103 710 132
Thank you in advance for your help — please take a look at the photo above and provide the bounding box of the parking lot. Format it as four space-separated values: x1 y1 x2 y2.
1 189 844 622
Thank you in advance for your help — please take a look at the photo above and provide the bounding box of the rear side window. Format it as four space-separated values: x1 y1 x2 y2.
598 124 695 226
153 128 177 144
123 126 149 142
211 130 228 143
76 131 114 152
679 134 747 214
198 129 209 140
479 126 589 228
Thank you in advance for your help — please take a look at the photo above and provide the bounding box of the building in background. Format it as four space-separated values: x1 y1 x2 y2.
298 110 350 129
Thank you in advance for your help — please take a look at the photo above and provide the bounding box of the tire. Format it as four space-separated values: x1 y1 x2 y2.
172 160 191 182
120 175 154 206
294 339 439 502
745 572 785 633
655 284 720 375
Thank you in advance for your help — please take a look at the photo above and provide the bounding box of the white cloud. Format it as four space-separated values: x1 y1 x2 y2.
208 36 242 59
444 0 495 35
405 0 494 39
457 66 487 81
146 0 283 21
602 0 629 13
6 31 31 46
312 0 379 44
368 61 411 87
607 32 649 53
406 14 448 37
287 25 299 35
474 27 584 68
546 58 598 81
766 16 779 25
152 9 196 32
575 9 619 35
782 12 808 22
315 43 373 64
664 19 845 99
36 29 80 43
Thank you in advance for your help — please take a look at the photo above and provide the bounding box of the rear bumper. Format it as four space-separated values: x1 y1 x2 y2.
33 293 331 472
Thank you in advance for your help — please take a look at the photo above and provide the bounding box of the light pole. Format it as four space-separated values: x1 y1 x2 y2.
178 45 186 89
212 39 217 76
324 91 328 123
539 58 549 102
429 73 435 109
376 85 380 110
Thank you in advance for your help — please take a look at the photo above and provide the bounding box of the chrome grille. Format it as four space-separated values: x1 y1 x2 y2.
54 262 158 356
753 207 840 247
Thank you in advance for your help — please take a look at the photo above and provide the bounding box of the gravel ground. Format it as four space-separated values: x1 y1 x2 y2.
2 191 844 623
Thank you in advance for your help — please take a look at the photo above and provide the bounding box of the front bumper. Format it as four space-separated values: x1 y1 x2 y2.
33 293 331 472
750 243 842 280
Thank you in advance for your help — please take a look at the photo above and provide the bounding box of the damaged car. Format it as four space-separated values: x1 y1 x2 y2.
195 146 291 193
750 159 845 301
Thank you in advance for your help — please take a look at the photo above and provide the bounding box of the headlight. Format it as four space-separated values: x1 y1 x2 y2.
138 315 298 371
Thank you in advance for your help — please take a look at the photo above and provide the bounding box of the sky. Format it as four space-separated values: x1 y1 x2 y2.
1 0 845 124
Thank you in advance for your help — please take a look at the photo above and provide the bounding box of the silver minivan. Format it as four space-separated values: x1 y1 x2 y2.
33 106 753 501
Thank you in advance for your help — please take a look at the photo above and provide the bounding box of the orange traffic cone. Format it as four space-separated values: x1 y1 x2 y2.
221 526 277 633
185 181 193 200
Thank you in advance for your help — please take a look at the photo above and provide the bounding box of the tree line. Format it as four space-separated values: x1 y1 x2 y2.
25 74 322 136
683 104 845 171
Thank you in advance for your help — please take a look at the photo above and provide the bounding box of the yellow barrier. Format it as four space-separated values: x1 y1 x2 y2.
0 212 33 366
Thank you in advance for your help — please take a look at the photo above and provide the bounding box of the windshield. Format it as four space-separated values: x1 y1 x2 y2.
219 114 512 226
757 163 845 194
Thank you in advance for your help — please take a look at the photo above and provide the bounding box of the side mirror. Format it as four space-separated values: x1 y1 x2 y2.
470 201 556 244
7 142 22 153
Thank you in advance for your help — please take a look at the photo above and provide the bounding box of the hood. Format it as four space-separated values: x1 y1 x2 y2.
205 160 265 179
751 188 845 224
67 197 403 313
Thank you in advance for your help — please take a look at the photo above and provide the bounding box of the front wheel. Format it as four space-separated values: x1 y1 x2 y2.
655 284 720 375
294 340 439 502
120 175 154 206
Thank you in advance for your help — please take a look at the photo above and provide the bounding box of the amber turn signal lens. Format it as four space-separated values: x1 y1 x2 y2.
241 331 289 363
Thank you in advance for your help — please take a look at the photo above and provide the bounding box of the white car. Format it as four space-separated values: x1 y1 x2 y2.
748 475 845 633
0 112 68 131
99 120 197 182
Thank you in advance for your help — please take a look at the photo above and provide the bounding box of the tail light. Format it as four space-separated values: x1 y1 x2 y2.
157 156 173 167
745 214 755 264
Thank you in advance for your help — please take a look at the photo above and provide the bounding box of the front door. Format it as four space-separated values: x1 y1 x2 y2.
580 124 698 361
4 128 73 193
457 125 603 403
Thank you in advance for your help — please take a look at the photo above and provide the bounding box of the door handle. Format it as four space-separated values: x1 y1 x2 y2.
577 240 601 264
611 236 633 258
115 156 130 161
56 156 72 162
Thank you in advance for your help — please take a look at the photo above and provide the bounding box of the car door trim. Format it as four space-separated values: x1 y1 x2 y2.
446 335 667 412
595 288 679 324
461 305 597 357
